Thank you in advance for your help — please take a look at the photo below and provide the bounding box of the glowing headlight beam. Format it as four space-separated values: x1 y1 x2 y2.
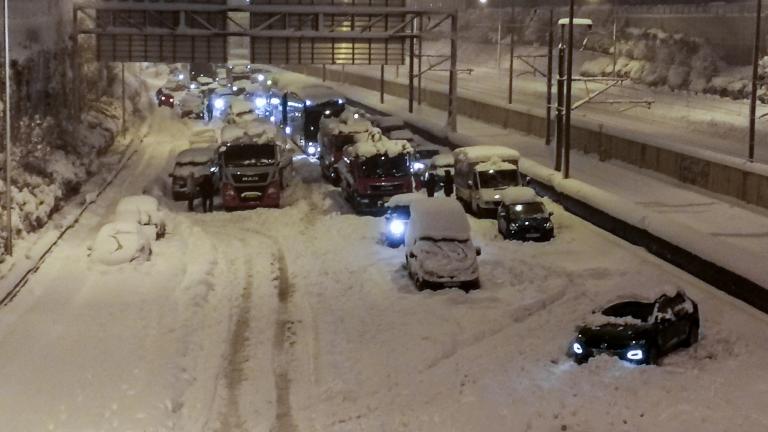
389 220 406 235
626 349 644 360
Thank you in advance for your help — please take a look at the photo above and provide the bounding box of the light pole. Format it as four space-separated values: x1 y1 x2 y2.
3 0 11 256
749 0 763 162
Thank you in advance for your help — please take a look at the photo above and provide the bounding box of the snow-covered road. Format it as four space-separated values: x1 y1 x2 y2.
0 72 767 431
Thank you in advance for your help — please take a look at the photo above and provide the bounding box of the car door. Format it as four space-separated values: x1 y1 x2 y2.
654 298 689 351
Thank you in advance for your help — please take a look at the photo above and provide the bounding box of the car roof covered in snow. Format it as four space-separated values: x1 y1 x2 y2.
386 192 427 208
412 141 444 152
370 116 405 130
320 108 372 135
176 147 214 164
407 198 471 243
500 187 542 205
475 157 519 173
230 99 253 115
290 84 343 104
431 153 455 167
453 146 520 163
388 129 414 141
345 129 413 158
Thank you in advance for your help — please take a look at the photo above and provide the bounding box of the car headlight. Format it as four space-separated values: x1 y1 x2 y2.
307 145 317 155
572 342 584 355
214 98 225 110
257 74 265 82
626 349 644 360
412 162 425 172
255 96 267 108
389 219 406 236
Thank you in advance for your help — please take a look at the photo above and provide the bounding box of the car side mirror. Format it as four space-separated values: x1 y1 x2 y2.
475 247 482 256
523 177 531 186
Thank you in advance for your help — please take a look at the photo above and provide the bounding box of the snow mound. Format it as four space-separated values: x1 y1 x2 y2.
197 76 213 85
220 124 247 143
221 121 278 145
476 156 519 172
230 99 253 115
385 192 427 208
346 129 413 158
91 221 152 266
114 195 167 240
189 128 217 147
233 79 251 89
500 187 541 205
408 198 470 243
176 147 214 165
454 145 520 164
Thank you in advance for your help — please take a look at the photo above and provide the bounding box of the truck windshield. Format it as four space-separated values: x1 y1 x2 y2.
361 154 410 178
414 149 441 161
331 134 357 152
509 202 547 218
305 102 345 141
223 144 277 167
477 169 519 189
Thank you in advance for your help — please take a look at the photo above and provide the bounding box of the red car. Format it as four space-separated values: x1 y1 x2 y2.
156 88 175 108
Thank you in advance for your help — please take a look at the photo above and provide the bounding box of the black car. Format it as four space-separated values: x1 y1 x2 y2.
568 291 700 365
497 187 554 241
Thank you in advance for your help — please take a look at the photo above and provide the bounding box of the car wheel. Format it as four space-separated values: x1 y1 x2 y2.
682 321 700 347
471 199 480 215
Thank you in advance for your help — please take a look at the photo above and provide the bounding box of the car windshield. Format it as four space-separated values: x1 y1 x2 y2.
477 169 519 189
508 202 547 218
222 144 277 167
361 154 410 178
415 149 441 161
387 206 411 219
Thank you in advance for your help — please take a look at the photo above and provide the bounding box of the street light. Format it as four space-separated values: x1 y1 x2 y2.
3 0 11 256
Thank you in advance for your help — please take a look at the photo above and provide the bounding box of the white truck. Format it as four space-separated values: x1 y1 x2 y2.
453 146 522 216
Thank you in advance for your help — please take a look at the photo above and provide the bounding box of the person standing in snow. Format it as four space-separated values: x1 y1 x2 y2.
425 172 437 198
443 170 454 198
198 174 215 213
186 171 197 211
205 94 214 122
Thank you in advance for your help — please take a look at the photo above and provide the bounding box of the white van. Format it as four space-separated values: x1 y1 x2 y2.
405 198 481 291
453 146 522 216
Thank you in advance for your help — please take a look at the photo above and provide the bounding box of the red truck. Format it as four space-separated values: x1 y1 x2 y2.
337 130 414 215
318 109 372 186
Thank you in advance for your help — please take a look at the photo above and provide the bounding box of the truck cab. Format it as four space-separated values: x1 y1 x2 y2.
453 146 522 217
318 108 372 185
213 122 292 211
338 129 414 215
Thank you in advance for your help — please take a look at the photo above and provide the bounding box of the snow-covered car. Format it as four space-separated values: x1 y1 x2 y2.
227 99 257 125
568 290 700 366
170 147 215 201
405 198 481 291
380 192 425 248
370 115 406 135
249 66 274 85
209 86 237 118
410 142 446 175
497 187 554 241
91 221 152 266
177 90 205 119
156 78 186 108
114 195 167 240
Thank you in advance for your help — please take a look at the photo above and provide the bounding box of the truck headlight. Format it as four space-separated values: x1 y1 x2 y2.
257 74 265 82
389 219 405 235
307 145 317 155
255 96 267 108
412 162 425 172
214 98 225 110
626 349 644 360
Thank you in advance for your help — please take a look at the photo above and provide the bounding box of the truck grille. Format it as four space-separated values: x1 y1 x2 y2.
369 183 405 193
233 173 270 184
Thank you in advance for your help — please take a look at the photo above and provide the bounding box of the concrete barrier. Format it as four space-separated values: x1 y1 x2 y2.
292 65 768 211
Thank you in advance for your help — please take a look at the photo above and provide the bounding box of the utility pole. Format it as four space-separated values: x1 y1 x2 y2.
380 64 385 104
121 63 126 137
749 0 763 162
447 12 458 132
612 0 618 77
496 16 502 69
563 0 576 179
555 23 565 171
417 15 423 106
545 8 554 146
507 31 515 105
3 0 11 256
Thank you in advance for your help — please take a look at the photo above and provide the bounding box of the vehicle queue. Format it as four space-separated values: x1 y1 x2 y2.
158 63 700 367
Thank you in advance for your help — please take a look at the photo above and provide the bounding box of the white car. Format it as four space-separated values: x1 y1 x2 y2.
91 221 152 266
405 198 481 291
114 195 167 240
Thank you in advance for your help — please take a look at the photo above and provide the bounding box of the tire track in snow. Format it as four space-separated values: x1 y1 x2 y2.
271 247 299 432
215 251 254 432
